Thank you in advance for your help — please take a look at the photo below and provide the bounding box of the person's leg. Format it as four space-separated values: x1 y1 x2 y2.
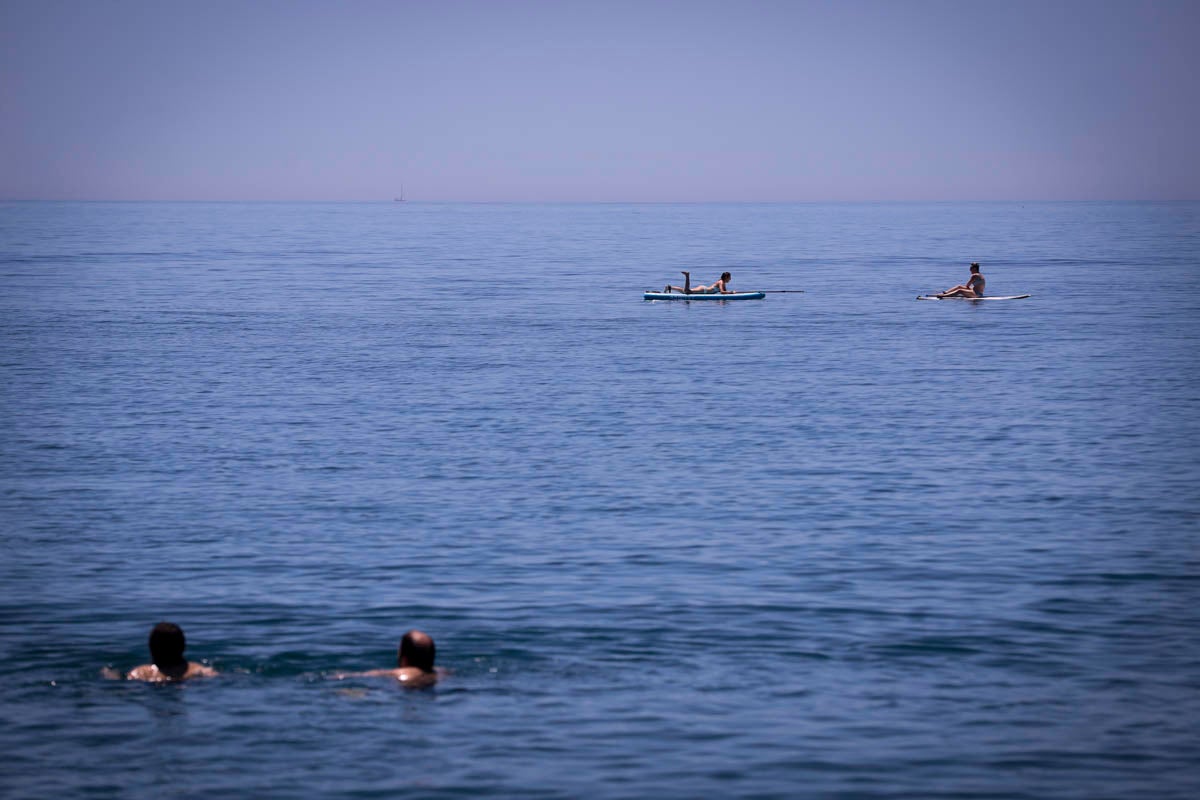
681 271 691 294
937 284 970 297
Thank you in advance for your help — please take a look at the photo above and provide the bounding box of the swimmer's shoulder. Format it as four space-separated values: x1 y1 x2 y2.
125 662 216 682
351 666 442 687
126 664 161 681
397 667 442 687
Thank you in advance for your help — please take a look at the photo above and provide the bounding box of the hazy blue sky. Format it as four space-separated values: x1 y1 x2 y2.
2 0 1197 201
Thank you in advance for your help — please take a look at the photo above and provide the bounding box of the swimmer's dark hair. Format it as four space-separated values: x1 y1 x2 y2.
398 630 436 672
721 271 732 281
969 262 980 270
148 622 186 668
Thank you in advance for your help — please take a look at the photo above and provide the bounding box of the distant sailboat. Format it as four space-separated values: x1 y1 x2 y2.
394 185 406 202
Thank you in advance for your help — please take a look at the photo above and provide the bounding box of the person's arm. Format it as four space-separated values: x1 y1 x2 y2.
335 668 390 679
187 662 218 678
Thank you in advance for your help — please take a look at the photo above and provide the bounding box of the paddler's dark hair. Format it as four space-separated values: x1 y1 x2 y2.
721 271 732 281
969 262 980 271
148 622 187 667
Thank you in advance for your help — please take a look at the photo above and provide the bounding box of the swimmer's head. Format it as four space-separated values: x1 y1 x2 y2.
398 630 436 672
148 622 186 668
721 272 732 282
970 263 980 272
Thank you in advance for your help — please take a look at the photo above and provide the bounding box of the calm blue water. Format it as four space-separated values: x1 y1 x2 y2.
1 201 1198 798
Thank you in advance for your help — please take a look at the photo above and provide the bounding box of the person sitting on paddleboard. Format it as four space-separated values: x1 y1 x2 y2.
665 270 732 294
936 263 985 298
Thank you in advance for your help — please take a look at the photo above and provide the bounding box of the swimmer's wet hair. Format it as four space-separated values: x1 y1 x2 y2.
148 622 186 667
399 630 436 672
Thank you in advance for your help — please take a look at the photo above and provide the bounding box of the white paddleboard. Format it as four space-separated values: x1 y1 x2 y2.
916 294 1031 301
643 291 766 301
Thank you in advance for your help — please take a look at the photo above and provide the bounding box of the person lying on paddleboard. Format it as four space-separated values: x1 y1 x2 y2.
936 263 985 298
665 270 732 294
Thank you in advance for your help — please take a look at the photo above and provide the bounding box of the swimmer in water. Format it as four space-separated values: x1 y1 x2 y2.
340 630 443 687
124 622 217 682
665 270 732 294
936 263 986 298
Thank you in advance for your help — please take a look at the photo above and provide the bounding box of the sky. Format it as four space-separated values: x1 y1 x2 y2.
1 0 1198 202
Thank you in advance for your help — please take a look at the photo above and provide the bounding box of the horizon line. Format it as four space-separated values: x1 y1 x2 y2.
3 197 1197 204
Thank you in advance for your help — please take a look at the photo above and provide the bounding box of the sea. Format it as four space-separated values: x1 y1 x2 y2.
1 201 1198 799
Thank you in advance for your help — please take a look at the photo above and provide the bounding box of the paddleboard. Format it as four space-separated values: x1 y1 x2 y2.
643 291 766 301
916 294 1031 301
